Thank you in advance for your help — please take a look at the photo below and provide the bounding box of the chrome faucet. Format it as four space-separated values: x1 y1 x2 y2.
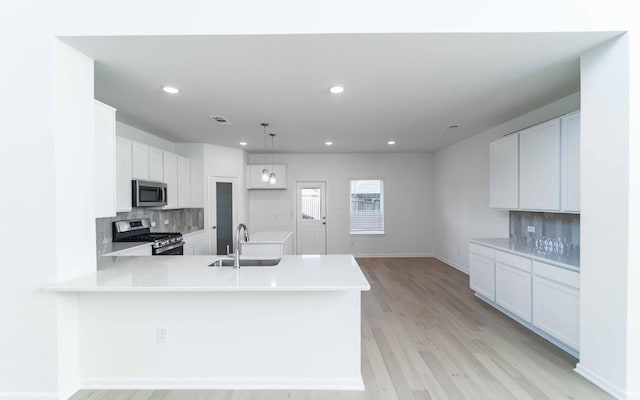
233 223 250 268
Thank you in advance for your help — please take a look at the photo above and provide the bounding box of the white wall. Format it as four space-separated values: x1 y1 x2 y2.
432 93 580 272
627 30 640 400
248 153 434 256
575 35 632 399
0 1 638 398
116 121 176 153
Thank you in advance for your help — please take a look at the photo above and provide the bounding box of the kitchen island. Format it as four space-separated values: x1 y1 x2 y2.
51 254 370 395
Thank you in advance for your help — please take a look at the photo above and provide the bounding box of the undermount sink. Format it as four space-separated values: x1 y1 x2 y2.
209 258 281 267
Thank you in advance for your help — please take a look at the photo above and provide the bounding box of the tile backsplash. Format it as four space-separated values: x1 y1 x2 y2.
96 208 204 246
509 211 580 246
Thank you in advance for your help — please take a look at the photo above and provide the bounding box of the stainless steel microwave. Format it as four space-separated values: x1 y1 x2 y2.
132 180 167 207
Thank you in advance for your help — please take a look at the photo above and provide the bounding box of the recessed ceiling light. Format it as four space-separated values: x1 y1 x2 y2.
238 141 248 146
162 86 180 94
329 86 344 94
325 141 333 146
387 140 396 145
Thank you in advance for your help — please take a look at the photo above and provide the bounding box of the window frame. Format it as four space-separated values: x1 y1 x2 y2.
348 178 385 236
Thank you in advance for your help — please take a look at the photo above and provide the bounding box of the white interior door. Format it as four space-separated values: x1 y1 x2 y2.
296 181 327 254
209 177 238 255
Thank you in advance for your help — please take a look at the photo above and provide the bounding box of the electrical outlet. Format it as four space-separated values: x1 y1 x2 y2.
151 221 156 227
527 226 535 233
157 328 168 343
164 219 169 225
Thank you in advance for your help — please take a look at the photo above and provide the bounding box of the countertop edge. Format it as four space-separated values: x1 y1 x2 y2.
99 242 152 256
182 229 206 237
243 231 293 244
470 238 579 272
48 286 371 293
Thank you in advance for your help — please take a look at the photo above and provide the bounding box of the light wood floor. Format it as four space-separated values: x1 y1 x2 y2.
70 258 611 400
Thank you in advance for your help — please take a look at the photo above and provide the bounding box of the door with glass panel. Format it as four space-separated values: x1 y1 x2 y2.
209 177 237 255
296 181 327 254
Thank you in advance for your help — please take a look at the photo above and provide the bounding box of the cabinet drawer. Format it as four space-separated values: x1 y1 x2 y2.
469 243 495 260
495 250 532 272
533 261 579 288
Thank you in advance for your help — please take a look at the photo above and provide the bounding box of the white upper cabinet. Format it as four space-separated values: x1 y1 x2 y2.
246 164 287 189
115 137 132 212
561 111 580 212
148 147 164 182
178 155 191 208
489 111 579 213
489 134 519 209
519 118 561 211
163 151 178 209
131 142 150 180
94 100 117 218
132 142 164 182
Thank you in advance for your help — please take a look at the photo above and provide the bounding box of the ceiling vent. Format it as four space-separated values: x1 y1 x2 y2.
209 115 232 126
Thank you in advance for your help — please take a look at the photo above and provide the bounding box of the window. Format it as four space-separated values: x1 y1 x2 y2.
300 188 321 220
350 179 384 234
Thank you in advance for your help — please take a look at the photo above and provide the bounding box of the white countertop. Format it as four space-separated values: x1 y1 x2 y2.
49 254 371 293
470 238 580 271
98 241 152 256
245 231 292 244
182 229 206 237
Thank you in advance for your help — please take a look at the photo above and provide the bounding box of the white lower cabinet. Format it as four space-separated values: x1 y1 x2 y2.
495 261 532 323
532 261 580 351
469 241 579 354
183 231 206 255
469 253 495 301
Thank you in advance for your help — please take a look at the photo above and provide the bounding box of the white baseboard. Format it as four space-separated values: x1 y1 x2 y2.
0 393 57 400
354 252 434 258
433 254 469 274
575 363 638 400
81 376 365 391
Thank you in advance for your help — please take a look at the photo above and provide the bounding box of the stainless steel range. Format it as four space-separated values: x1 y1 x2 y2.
112 218 184 255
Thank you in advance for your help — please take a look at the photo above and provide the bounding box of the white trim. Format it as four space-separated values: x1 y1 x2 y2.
433 254 469 274
354 252 434 258
80 377 364 391
575 363 636 400
0 393 58 400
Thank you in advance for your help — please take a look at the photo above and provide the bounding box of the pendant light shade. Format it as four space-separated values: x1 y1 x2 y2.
269 172 277 185
261 168 270 183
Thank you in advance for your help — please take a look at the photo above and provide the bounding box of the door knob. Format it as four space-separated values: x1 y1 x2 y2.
212 226 217 229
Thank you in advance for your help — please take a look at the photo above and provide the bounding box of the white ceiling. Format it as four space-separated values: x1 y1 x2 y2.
64 32 616 153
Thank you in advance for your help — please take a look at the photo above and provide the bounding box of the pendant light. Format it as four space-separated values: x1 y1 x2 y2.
268 133 277 185
260 123 270 183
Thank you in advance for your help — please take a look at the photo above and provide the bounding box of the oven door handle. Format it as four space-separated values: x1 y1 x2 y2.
155 241 184 255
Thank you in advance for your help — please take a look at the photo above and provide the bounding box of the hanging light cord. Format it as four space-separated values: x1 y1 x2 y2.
262 123 268 165
270 134 275 170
